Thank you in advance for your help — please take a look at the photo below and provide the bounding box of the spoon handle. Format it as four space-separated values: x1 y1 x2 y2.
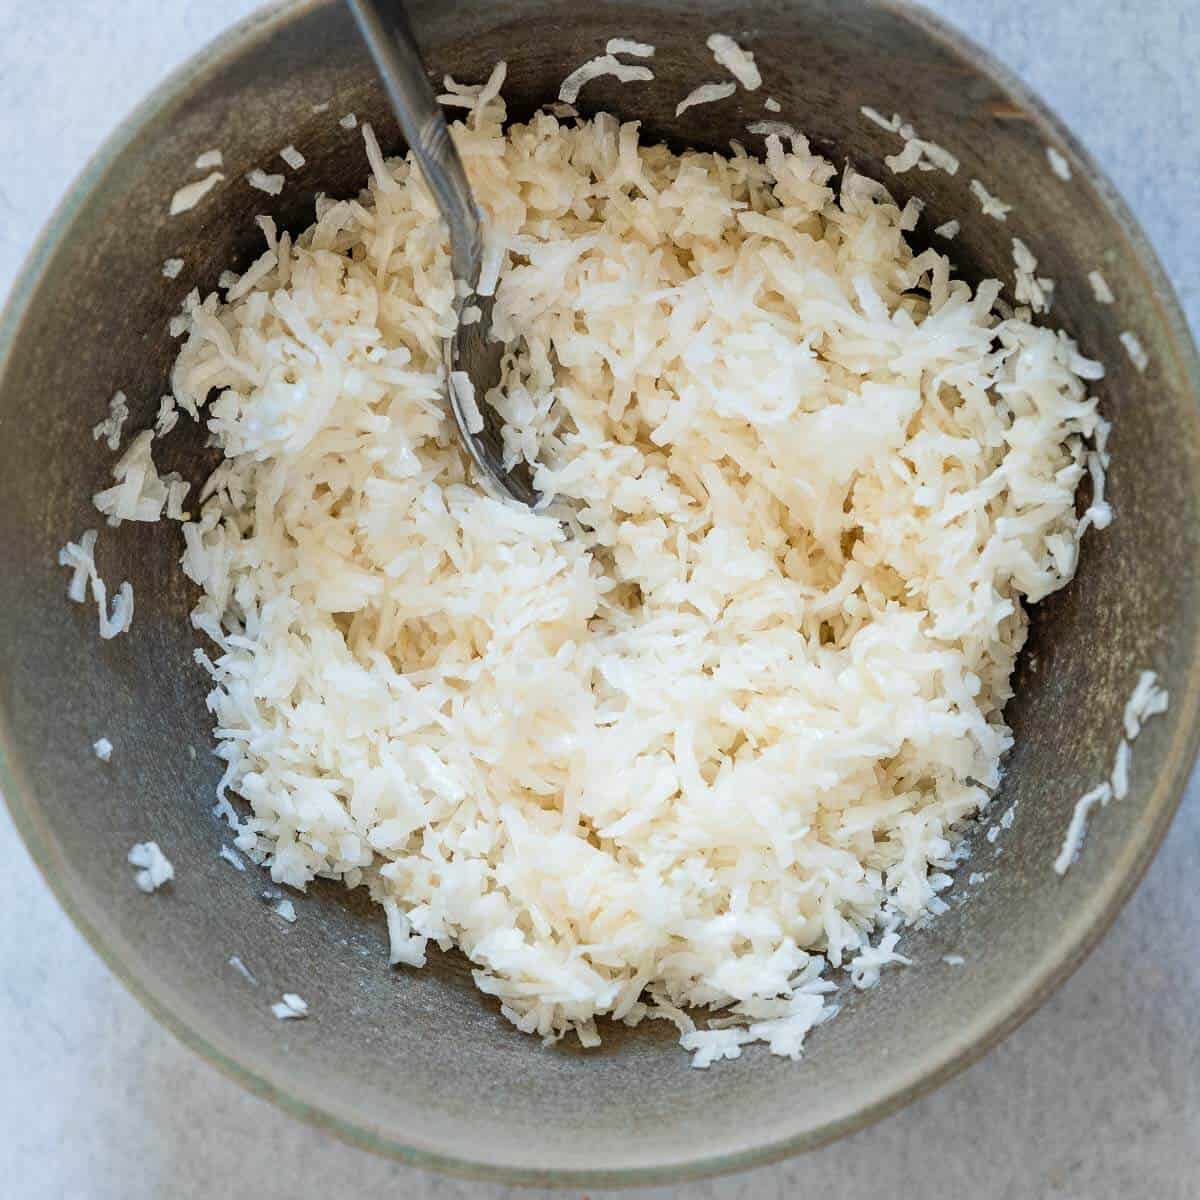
347 0 483 287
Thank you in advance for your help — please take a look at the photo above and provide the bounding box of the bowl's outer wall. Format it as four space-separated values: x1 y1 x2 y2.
1 0 1198 1184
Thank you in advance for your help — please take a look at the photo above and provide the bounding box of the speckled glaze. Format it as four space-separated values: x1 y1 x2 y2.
0 0 1197 1186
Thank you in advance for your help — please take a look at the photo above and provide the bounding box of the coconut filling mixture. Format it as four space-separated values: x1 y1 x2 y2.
153 79 1108 1064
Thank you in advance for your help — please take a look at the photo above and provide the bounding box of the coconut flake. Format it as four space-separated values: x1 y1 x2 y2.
450 370 484 434
676 82 737 117
170 172 224 215
970 179 1012 220
271 993 308 1020
707 33 761 90
247 168 285 196
219 844 246 871
128 842 174 893
1046 146 1072 180
558 54 654 104
606 38 655 57
1088 270 1115 304
279 144 306 170
92 391 129 451
1120 331 1149 373
228 955 258 985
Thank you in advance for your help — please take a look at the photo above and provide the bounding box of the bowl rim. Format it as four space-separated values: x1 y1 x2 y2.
2 0 1198 1186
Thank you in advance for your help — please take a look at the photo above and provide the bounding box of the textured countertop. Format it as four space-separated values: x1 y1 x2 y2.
1 3 1197 1197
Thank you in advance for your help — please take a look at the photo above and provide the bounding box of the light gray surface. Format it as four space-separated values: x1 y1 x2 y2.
1 1 1196 1197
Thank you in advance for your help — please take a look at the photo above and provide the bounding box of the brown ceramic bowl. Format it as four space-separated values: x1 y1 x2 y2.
1 0 1197 1186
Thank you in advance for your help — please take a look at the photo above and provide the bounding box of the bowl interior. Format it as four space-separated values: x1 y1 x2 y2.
1 0 1198 1184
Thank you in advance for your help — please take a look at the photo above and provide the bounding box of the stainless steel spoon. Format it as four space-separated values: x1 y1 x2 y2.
347 0 538 506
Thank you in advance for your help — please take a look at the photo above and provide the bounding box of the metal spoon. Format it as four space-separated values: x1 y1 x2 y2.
347 0 538 506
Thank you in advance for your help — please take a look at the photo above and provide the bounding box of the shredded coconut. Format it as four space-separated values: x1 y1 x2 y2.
676 82 737 117
1120 331 1149 373
58 529 98 604
93 737 113 762
1054 783 1112 875
219 844 246 871
273 899 297 924
383 897 428 967
942 954 965 966
449 370 484 434
764 97 781 113
606 38 654 57
271 993 308 1020
128 842 174 893
194 149 223 170
92 391 129 451
170 172 224 216
247 168 285 196
746 120 800 140
860 106 901 133
93 430 168 525
1056 670 1168 875
863 109 958 176
155 395 180 438
57 529 134 639
339 112 358 129
162 258 184 280
228 955 258 985
1012 238 1054 315
123 93 1111 1064
882 119 960 176
1046 146 1071 180
970 179 1012 220
849 932 912 989
934 220 960 240
1088 270 1115 304
558 54 654 104
279 144 306 170
707 33 761 90
1110 738 1131 800
1124 670 1169 739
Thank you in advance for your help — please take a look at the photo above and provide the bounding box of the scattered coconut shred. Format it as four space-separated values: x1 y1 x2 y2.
247 168 285 197
83 67 1116 1068
707 34 761 90
57 529 134 639
128 841 174 893
1120 330 1149 373
558 53 654 104
970 178 1012 221
92 390 129 451
1055 670 1168 874
676 82 736 117
170 171 224 216
1088 270 1115 305
1046 146 1072 181
271 992 308 1020
859 107 959 176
